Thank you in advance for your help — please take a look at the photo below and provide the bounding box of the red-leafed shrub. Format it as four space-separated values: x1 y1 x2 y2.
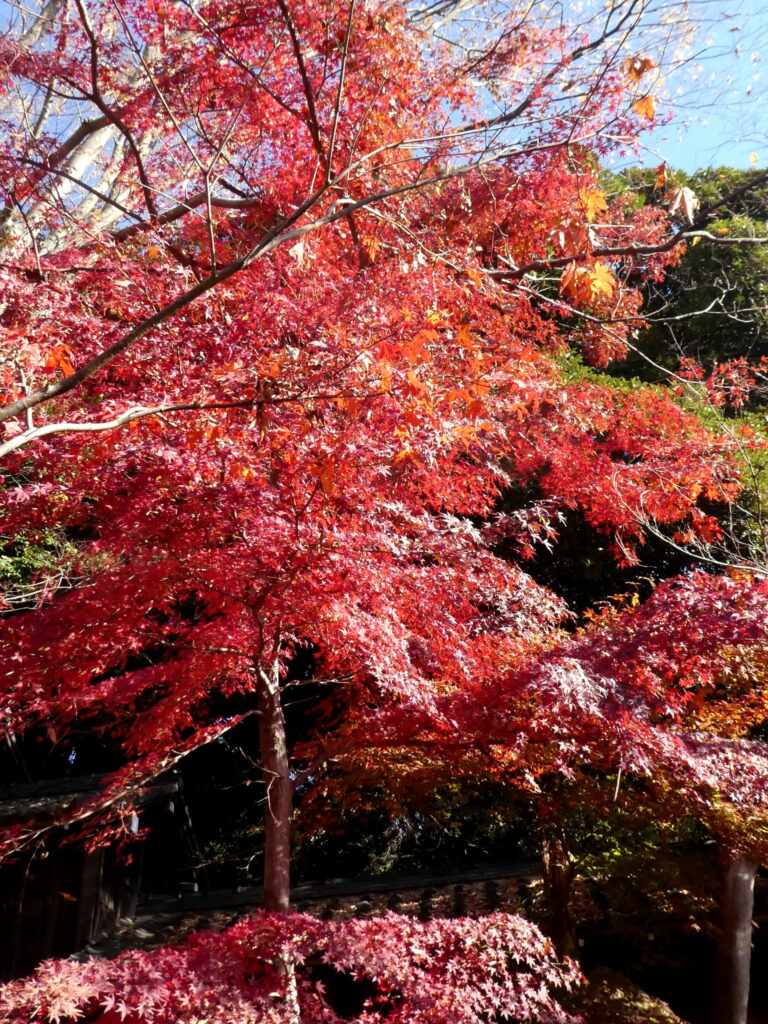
0 911 582 1024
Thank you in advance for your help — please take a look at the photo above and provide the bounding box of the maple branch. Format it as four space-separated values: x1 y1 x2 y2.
489 170 768 281
17 155 139 225
440 0 648 141
0 151 489 429
683 231 768 246
0 113 113 236
0 390 385 457
110 190 265 241
0 121 617 436
275 0 327 167
175 0 303 122
516 281 707 388
4 1 759 447
628 502 768 579
71 0 159 221
491 228 768 283
326 0 356 185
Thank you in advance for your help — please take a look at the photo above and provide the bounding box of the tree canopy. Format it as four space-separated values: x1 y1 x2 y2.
2 0 768 1021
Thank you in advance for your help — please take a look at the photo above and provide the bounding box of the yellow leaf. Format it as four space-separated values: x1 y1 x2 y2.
588 262 617 298
632 95 656 121
578 187 608 223
750 152 759 166
654 163 668 190
361 235 379 262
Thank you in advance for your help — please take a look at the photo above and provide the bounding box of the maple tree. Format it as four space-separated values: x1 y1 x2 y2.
2 0 768 1021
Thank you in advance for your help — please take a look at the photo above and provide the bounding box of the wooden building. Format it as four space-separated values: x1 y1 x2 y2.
0 775 180 980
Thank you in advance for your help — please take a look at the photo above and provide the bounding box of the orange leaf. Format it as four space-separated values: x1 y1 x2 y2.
560 262 616 303
319 462 336 495
405 369 428 395
361 235 379 262
632 95 656 121
455 323 479 351
559 262 578 298
44 344 75 376
625 55 655 84
551 218 589 254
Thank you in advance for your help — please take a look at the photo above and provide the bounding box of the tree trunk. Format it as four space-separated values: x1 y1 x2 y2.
257 659 292 912
717 855 757 1024
257 658 299 1022
539 807 578 960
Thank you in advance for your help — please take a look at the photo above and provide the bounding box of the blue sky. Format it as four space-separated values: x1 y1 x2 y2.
631 0 768 172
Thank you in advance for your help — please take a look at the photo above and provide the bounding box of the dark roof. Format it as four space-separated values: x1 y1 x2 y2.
0 775 180 826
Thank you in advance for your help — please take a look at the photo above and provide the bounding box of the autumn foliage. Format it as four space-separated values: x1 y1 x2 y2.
0 911 582 1023
1 0 768 1019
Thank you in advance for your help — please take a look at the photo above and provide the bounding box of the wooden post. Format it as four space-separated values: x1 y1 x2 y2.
717 855 757 1024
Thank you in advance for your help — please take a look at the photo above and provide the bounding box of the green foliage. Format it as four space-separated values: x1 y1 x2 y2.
557 347 650 394
0 530 78 609
608 166 768 372
688 167 768 221
646 218 768 367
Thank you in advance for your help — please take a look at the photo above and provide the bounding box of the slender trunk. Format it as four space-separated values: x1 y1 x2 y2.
257 659 292 912
539 806 578 960
717 855 757 1024
257 658 299 1022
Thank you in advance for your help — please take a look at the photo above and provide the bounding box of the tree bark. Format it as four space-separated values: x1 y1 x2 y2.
538 806 578 960
717 854 757 1024
257 657 299 1022
257 659 292 912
